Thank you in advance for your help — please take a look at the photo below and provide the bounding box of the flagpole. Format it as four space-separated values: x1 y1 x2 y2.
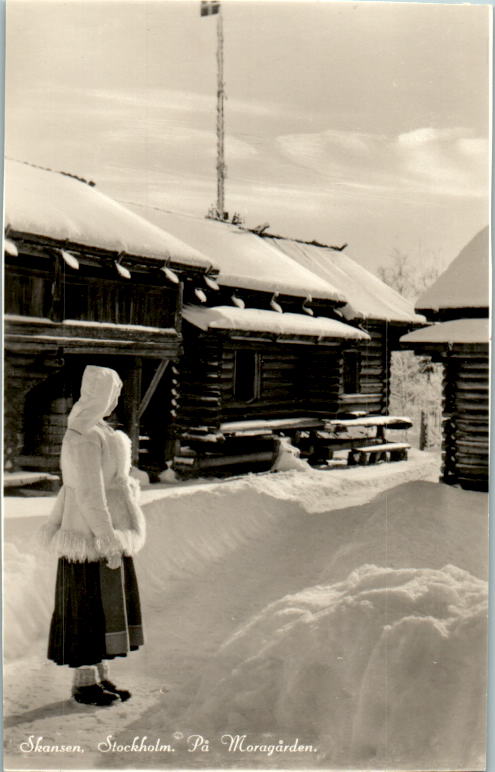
216 5 226 217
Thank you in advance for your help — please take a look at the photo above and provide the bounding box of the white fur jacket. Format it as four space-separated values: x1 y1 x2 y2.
40 423 146 562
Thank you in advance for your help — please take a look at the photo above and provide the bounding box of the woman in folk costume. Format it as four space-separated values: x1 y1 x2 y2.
41 365 146 706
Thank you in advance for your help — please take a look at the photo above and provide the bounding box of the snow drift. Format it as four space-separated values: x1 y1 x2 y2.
4 453 436 661
3 543 56 662
176 564 487 770
3 455 488 771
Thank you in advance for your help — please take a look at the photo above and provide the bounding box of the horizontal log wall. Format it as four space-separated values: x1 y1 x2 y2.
338 322 388 414
304 345 342 416
220 340 305 421
177 333 344 431
4 353 64 472
175 330 223 434
442 348 489 490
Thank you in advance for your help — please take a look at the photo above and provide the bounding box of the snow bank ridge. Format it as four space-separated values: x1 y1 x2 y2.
138 480 303 607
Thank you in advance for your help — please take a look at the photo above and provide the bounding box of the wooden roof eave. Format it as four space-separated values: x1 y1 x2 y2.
201 327 356 346
347 317 427 329
5 229 217 279
400 338 489 359
216 281 348 308
415 305 489 322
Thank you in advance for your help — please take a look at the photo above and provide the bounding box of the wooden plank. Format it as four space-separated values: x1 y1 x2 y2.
339 393 382 402
355 442 410 452
138 359 170 419
221 416 325 434
457 382 489 391
197 450 276 469
327 415 412 430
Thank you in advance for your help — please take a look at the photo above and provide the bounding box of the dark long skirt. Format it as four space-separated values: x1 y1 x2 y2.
48 556 144 668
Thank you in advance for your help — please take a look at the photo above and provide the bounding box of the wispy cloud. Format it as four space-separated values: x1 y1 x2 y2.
276 127 489 198
12 83 288 121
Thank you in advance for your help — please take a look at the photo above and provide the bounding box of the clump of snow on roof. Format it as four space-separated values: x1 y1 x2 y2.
4 160 212 269
416 226 489 312
185 563 486 770
401 317 489 345
266 236 425 323
125 204 347 301
183 304 370 340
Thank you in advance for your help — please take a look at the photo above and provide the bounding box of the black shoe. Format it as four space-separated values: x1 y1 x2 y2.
73 683 119 706
100 679 132 702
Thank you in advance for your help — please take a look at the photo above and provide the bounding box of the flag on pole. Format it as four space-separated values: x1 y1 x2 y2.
200 1 220 16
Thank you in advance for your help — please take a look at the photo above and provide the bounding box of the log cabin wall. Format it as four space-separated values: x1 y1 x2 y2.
301 345 342 416
338 322 389 415
3 352 65 472
219 340 305 422
177 331 345 428
441 347 489 491
175 328 223 436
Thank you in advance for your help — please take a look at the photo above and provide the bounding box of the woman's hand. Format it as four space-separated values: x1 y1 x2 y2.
106 553 122 570
116 474 141 501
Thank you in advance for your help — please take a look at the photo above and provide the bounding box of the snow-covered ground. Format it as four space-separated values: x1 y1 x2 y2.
3 451 489 771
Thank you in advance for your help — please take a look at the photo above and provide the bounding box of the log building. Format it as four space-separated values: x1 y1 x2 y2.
3 160 216 480
401 227 489 491
264 235 425 416
128 206 421 475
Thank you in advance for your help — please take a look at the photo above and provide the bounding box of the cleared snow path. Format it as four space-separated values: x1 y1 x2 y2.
3 453 488 770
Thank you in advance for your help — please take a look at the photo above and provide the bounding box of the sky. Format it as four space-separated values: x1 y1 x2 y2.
5 0 491 272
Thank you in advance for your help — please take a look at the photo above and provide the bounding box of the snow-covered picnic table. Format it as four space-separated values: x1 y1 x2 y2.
324 414 412 439
218 413 413 466
219 414 412 438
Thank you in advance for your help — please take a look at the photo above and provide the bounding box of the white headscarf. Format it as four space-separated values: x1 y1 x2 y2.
67 365 123 435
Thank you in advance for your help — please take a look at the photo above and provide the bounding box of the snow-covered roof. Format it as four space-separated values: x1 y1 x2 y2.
401 317 489 345
4 160 213 270
125 205 347 302
183 305 370 341
265 237 424 324
416 227 490 313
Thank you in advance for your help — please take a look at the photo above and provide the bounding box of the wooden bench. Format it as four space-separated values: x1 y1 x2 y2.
348 442 411 466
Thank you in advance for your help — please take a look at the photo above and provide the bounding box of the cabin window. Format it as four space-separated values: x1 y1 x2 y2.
342 349 361 394
233 350 261 402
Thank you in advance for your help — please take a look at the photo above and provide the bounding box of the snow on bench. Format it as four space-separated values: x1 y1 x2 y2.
348 442 411 466
220 417 324 437
326 415 413 430
4 471 60 488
